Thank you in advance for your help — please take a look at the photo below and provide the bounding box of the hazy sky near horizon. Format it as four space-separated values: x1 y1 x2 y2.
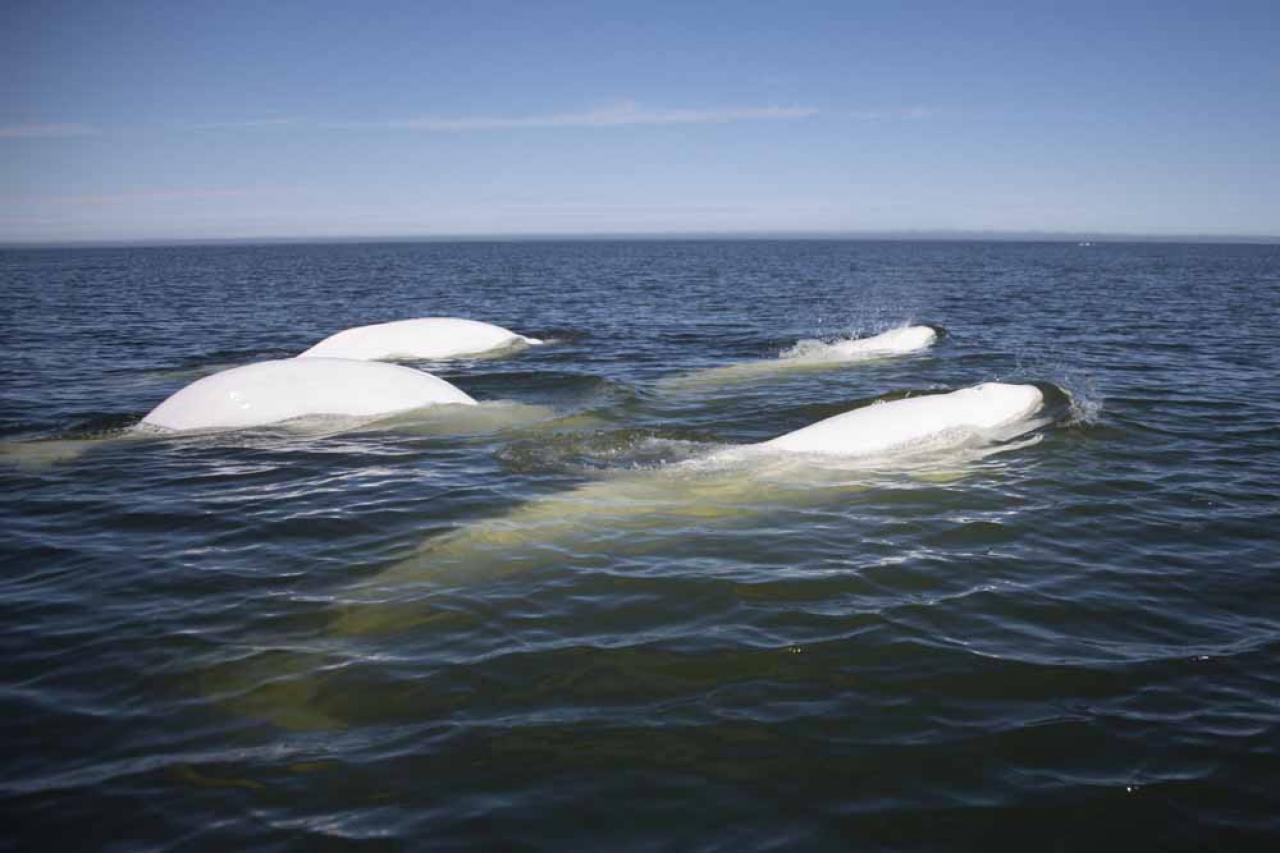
3 0 1278 242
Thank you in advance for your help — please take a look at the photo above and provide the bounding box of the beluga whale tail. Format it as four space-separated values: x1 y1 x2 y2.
298 317 543 362
140 357 476 433
658 324 942 393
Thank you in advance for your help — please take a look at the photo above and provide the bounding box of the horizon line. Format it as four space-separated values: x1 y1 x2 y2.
2 228 1278 250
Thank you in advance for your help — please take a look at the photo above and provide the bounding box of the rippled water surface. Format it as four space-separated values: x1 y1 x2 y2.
3 240 1279 850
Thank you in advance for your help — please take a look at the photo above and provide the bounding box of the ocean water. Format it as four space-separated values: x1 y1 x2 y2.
1 239 1278 850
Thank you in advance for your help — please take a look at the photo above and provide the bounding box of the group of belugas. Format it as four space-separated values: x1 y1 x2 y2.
139 317 1053 459
129 317 1068 669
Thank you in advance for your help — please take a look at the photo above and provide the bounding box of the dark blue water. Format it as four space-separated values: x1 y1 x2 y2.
2 240 1279 850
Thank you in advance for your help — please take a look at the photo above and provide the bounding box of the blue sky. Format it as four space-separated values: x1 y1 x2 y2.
3 0 1278 242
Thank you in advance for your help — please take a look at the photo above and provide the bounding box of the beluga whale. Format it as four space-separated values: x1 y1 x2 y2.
806 324 940 361
140 357 476 432
658 324 942 392
757 381 1043 457
325 381 1061 637
298 317 543 362
198 380 1070 726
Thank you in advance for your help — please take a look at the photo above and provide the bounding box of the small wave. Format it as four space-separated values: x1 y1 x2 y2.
0 412 146 468
1065 384 1104 426
497 428 715 474
58 412 142 441
1032 375 1103 427
522 327 590 345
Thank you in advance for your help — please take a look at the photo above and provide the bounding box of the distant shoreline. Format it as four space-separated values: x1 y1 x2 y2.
3 230 1278 250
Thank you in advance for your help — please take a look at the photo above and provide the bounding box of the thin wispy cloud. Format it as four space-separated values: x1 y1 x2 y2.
844 107 936 120
1 106 932 140
8 187 292 207
0 123 97 139
185 117 298 131
336 102 819 132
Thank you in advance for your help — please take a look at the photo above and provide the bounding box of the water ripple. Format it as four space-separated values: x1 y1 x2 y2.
2 240 1279 849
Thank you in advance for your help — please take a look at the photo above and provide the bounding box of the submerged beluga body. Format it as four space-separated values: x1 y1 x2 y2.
659 324 941 392
331 382 1056 636
197 380 1067 727
298 317 543 361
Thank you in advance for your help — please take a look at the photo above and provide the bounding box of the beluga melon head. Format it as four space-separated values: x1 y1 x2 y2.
764 382 1045 457
824 324 940 359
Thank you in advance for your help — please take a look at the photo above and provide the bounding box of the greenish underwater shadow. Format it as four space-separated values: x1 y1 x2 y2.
0 400 600 470
198 429 1052 731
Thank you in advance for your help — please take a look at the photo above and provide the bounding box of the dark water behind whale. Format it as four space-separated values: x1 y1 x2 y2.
2 240 1278 850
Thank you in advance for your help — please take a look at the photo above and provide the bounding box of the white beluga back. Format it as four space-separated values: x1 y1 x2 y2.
141 358 476 432
298 317 543 361
821 325 939 359
763 382 1045 457
659 324 940 392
